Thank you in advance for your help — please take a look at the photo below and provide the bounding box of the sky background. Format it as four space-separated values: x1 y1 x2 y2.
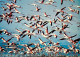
0 0 80 56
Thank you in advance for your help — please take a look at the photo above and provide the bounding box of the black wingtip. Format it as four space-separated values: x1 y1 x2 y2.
60 38 66 40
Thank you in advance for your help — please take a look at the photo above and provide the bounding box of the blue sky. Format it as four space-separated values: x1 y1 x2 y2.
0 0 80 56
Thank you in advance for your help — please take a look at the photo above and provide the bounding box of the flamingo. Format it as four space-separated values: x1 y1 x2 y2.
49 0 54 2
45 26 48 35
0 47 4 52
38 38 46 45
60 32 77 40
36 0 45 4
12 34 21 41
44 12 51 17
54 7 66 16
14 0 16 3
28 3 39 7
1 29 11 36
69 0 75 2
1 7 8 11
14 8 21 14
68 7 75 12
12 3 21 8
61 0 63 5
36 7 41 12
0 37 13 43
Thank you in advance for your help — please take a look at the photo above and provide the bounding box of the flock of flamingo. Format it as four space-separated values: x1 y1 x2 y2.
0 0 80 56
